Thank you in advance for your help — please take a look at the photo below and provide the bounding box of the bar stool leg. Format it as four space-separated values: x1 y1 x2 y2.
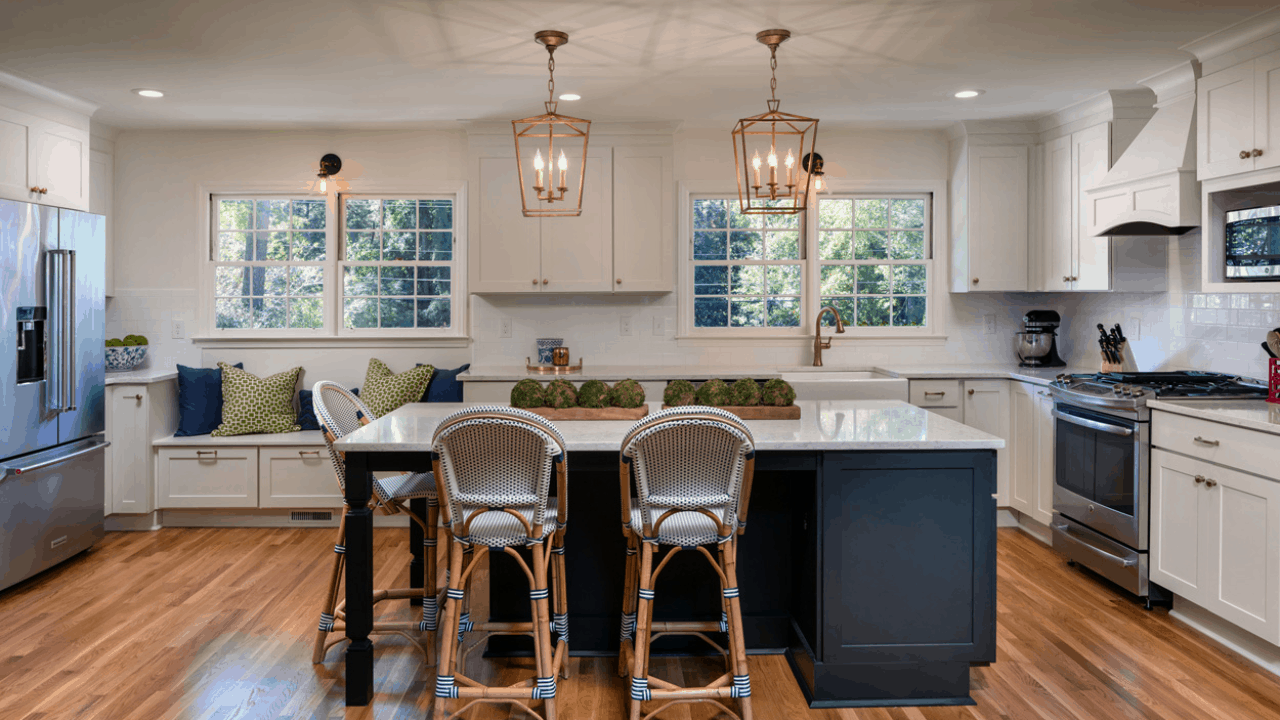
628 542 656 720
551 531 571 679
617 531 639 678
432 537 467 720
312 512 348 664
721 538 753 720
420 500 441 661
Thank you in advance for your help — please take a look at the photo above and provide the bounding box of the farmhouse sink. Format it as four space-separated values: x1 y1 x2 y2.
778 370 909 402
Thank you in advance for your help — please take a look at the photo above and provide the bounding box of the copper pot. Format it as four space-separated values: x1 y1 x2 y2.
551 347 570 366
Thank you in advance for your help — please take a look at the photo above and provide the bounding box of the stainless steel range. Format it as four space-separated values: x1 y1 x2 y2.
1048 371 1267 607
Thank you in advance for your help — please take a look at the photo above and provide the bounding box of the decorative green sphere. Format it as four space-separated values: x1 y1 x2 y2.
105 338 124 348
730 378 762 407
663 379 697 407
695 379 732 407
760 378 796 407
545 378 577 409
122 334 148 346
576 380 610 408
511 379 546 408
608 379 646 408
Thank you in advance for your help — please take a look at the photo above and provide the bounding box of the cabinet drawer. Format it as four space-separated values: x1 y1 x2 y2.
1152 410 1278 480
157 447 257 508
259 446 341 508
910 380 962 407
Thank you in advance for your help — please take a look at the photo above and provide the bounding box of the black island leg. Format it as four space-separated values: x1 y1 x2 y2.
343 450 375 705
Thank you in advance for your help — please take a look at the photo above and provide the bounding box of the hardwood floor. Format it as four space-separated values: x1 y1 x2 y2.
2 526 1280 719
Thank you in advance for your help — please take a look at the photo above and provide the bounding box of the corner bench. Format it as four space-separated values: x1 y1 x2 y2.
152 431 339 510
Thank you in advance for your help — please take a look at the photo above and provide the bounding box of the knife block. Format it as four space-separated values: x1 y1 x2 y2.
1100 340 1129 373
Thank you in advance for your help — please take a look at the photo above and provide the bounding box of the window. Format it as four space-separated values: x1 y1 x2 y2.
207 191 463 337
685 192 933 335
341 197 455 331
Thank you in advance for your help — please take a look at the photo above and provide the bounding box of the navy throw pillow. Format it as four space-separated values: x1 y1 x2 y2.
419 363 469 402
298 387 358 431
175 363 243 437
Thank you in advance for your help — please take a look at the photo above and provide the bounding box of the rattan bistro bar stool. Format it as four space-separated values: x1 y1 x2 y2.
430 406 570 720
311 381 445 663
618 406 756 720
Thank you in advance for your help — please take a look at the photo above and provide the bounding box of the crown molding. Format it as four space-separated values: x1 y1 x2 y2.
0 69 99 117
1139 60 1202 107
1181 6 1280 64
463 120 681 137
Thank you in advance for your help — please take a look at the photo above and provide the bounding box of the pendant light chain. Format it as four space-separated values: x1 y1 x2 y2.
547 48 556 105
769 46 778 101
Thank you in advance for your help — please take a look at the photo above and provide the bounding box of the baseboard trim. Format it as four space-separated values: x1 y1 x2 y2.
1170 596 1280 679
1005 508 1052 545
158 509 412 528
996 508 1019 528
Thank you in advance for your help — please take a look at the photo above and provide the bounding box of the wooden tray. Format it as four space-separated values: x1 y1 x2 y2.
524 406 649 421
662 404 801 420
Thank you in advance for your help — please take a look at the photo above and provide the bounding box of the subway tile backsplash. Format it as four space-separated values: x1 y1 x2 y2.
105 289 201 370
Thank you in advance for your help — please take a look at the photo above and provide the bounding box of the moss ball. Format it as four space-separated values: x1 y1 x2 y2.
760 378 796 407
608 379 646 408
576 380 610 408
510 379 546 409
123 334 148 346
105 338 124 348
663 379 697 407
730 379 762 407
544 379 577 409
695 379 732 407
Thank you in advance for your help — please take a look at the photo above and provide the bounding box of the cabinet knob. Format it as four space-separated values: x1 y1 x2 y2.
30 186 39 193
616 278 622 285
542 278 549 285
1194 475 1205 484
1063 275 1071 282
533 278 539 284
968 388 975 395
1255 148 1265 158
1242 150 1252 159
1071 276 1078 282
972 278 979 284
1205 478 1218 488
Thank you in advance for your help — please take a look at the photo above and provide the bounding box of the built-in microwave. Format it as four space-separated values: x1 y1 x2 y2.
1225 205 1280 280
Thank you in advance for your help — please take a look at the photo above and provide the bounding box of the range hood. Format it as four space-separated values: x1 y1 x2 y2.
1087 61 1201 237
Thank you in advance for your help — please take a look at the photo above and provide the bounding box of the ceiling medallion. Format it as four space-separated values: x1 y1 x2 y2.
512 30 592 218
731 29 819 216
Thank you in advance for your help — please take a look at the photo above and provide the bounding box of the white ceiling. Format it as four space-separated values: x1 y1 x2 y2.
0 0 1274 130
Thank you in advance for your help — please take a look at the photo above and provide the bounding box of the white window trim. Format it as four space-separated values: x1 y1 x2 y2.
676 180 949 343
195 181 469 343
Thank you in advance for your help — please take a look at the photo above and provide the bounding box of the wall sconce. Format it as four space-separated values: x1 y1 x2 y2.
317 153 342 193
802 152 827 194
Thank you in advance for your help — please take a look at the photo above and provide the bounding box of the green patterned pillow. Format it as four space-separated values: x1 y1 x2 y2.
211 363 303 436
362 358 434 418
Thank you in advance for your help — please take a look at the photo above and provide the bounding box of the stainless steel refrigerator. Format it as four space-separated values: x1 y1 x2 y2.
0 198 107 593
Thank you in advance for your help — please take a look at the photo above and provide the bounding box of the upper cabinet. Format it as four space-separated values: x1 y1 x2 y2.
1198 51 1280 181
0 103 89 211
1039 123 1114 291
950 141 1030 293
470 142 673 294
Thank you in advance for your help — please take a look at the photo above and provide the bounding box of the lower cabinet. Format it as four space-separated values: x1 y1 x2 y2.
157 446 258 508
1150 448 1280 644
1009 382 1055 525
963 380 1011 506
258 446 342 508
104 380 178 515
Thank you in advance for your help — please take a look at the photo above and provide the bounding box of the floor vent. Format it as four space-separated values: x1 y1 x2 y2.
291 511 334 522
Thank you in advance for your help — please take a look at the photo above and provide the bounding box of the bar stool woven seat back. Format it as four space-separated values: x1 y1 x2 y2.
310 381 444 665
430 405 570 720
618 406 756 720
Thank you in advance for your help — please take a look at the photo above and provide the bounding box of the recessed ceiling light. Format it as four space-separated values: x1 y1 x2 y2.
954 89 985 99
558 93 581 101
133 89 165 98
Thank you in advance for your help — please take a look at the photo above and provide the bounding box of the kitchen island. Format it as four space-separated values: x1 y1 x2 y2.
334 400 1002 708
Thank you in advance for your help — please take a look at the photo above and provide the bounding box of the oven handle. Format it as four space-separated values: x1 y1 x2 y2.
1051 522 1138 567
1051 409 1134 437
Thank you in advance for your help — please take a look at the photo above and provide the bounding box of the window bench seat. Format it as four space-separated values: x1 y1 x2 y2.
152 431 336 510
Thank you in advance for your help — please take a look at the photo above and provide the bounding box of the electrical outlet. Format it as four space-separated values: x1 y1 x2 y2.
499 317 512 338
1127 315 1141 341
172 319 185 339
620 316 633 337
983 314 996 335
652 316 665 335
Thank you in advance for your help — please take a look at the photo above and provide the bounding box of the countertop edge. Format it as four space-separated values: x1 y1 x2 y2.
1148 399 1280 437
105 369 179 385
458 364 1086 385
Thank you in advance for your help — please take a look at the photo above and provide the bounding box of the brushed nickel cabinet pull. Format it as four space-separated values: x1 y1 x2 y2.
1193 436 1220 447
924 391 946 398
196 450 218 458
298 450 322 458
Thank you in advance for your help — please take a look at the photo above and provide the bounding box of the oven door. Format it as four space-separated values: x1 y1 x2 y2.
1052 403 1148 550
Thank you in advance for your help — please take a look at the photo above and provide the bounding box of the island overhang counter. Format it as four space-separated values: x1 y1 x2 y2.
334 400 1002 708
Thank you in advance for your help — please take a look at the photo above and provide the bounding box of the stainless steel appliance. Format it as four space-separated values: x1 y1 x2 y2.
1015 310 1065 368
0 199 108 593
1048 371 1267 607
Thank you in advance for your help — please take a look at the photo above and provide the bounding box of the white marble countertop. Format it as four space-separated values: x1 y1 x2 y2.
333 400 1005 453
105 367 179 385
1148 399 1280 437
876 364 1096 386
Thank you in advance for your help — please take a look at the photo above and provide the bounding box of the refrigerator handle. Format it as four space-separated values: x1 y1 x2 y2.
64 249 76 412
44 250 62 413
1 440 110 478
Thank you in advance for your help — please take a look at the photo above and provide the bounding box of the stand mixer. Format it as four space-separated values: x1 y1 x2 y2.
1015 310 1066 368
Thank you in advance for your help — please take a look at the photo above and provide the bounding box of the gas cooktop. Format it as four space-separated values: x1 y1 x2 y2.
1050 371 1268 416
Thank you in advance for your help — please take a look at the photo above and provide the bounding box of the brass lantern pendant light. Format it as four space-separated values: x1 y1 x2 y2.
732 29 819 215
512 30 591 218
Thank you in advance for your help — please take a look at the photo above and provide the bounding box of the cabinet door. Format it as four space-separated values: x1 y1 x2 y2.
472 156 542 292
968 145 1028 291
1198 63 1257 181
0 105 33 202
90 150 112 296
1150 449 1208 604
1254 50 1280 172
157 446 257 508
29 118 89 211
1032 388 1056 525
1041 135 1073 292
108 387 153 514
963 380 1010 506
1072 124 1111 291
258 447 342 508
1203 463 1280 643
612 146 673 292
540 154 612 292
1009 383 1037 516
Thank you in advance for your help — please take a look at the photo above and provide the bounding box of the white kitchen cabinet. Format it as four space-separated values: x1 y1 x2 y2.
612 146 674 292
1198 51 1280 181
90 150 112 296
1032 389 1055 523
950 143 1029 292
471 150 615 293
1150 448 1280 644
1038 124 1118 291
1040 135 1073 292
104 380 177 515
157 446 258 509
0 104 88 211
258 447 342 508
1009 382 1055 525
963 380 1011 506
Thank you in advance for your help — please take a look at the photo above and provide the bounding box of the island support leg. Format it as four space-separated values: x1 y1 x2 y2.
343 451 375 706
